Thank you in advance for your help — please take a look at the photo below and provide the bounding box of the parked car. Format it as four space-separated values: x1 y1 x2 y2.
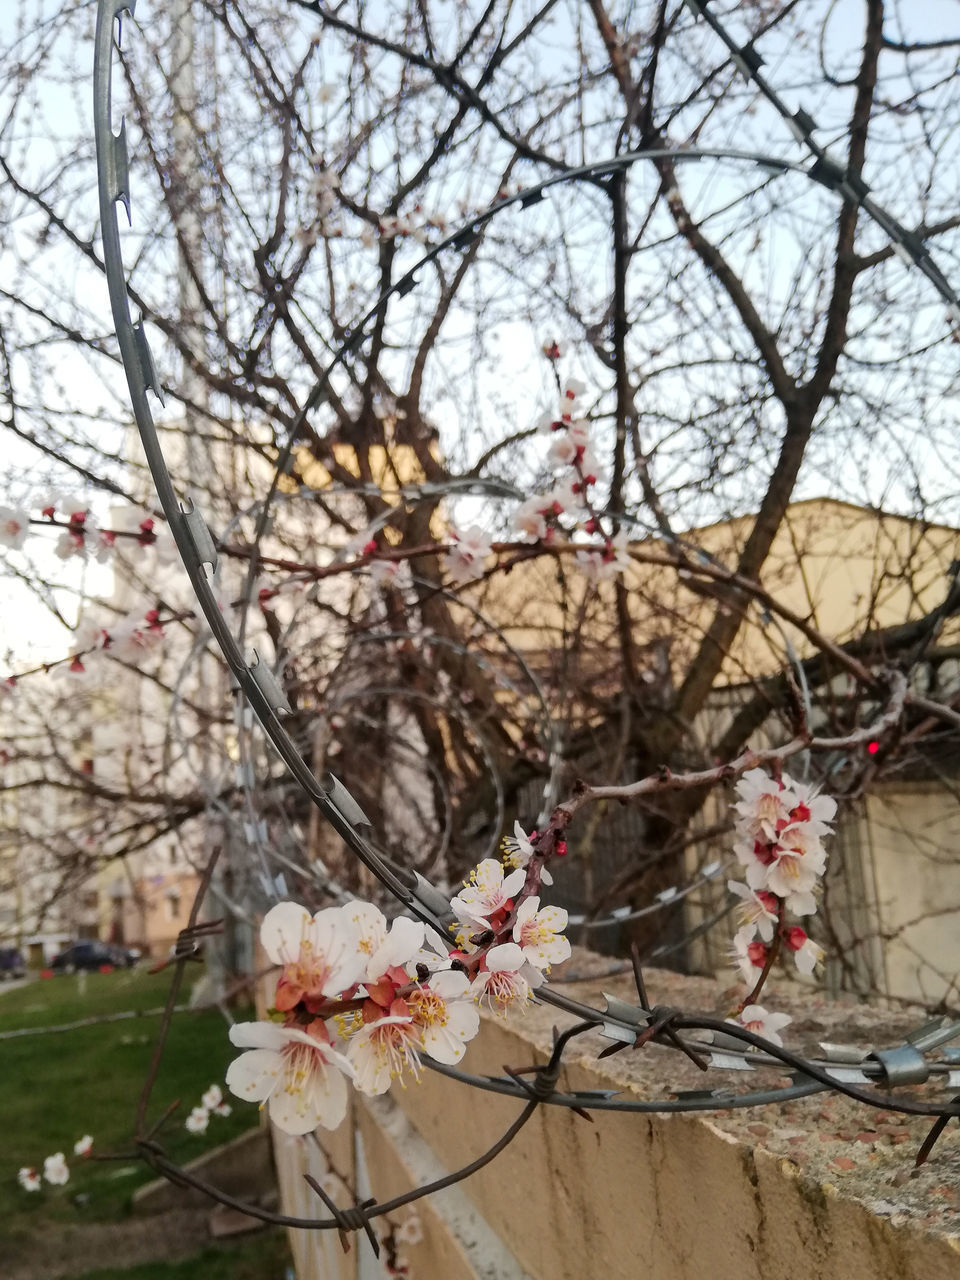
51 941 123 973
108 944 140 968
0 947 26 981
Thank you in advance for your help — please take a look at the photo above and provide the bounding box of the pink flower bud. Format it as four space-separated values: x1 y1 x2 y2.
746 940 768 967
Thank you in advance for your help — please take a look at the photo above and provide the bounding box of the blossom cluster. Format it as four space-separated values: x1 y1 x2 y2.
17 1136 92 1193
430 371 639 595
383 1209 424 1278
451 856 570 1013
0 492 173 563
226 900 479 1134
726 767 836 1041
184 1082 233 1134
225 830 570 1136
65 608 165 679
512 377 597 544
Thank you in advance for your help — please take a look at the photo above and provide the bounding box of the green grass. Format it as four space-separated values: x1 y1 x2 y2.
0 968 259 1233
70 1230 292 1280
0 965 177 1033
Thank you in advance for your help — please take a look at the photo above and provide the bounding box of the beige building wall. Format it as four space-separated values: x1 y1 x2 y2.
862 784 960 1006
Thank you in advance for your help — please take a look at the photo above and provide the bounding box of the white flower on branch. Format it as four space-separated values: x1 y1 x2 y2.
369 558 404 587
108 612 164 664
734 767 794 841
94 530 116 562
729 1005 792 1048
261 900 367 1014
395 1211 424 1246
470 942 538 1014
226 1021 352 1134
0 506 29 549
59 495 88 522
55 529 86 560
787 779 838 833
442 525 492 585
347 1004 422 1096
782 926 824 975
546 420 591 469
734 767 833 915
450 858 525 930
405 968 480 1066
512 496 549 540
185 1106 210 1135
201 1084 223 1111
512 897 570 970
727 880 778 942
18 1167 41 1192
501 821 552 886
545 477 587 517
748 841 824 902
575 533 631 584
365 914 425 984
73 1135 93 1157
729 930 768 986
42 1153 69 1186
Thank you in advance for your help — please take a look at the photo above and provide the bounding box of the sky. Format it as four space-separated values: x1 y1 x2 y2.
2 0 960 669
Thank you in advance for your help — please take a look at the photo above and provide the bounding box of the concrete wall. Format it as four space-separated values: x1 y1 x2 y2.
272 964 960 1280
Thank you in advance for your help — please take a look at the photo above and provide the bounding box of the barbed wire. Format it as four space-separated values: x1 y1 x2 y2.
88 0 960 1244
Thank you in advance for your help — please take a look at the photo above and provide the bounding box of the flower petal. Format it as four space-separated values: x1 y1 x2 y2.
486 942 524 972
260 901 313 966
229 1020 291 1052
225 1048 283 1103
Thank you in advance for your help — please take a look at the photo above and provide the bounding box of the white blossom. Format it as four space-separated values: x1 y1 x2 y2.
260 901 368 1012
365 915 426 983
783 926 824 975
512 496 549 540
347 1006 422 1096
501 821 552 886
470 942 536 1014
226 1021 353 1134
727 880 778 942
370 558 403 587
512 896 570 969
42 1153 70 1186
729 930 767 986
0 506 29 550
55 529 86 560
575 534 631 583
450 859 525 929
395 1212 424 1246
730 1004 792 1048
185 1106 210 1135
201 1083 223 1111
442 525 492 585
407 969 480 1065
109 614 164 664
